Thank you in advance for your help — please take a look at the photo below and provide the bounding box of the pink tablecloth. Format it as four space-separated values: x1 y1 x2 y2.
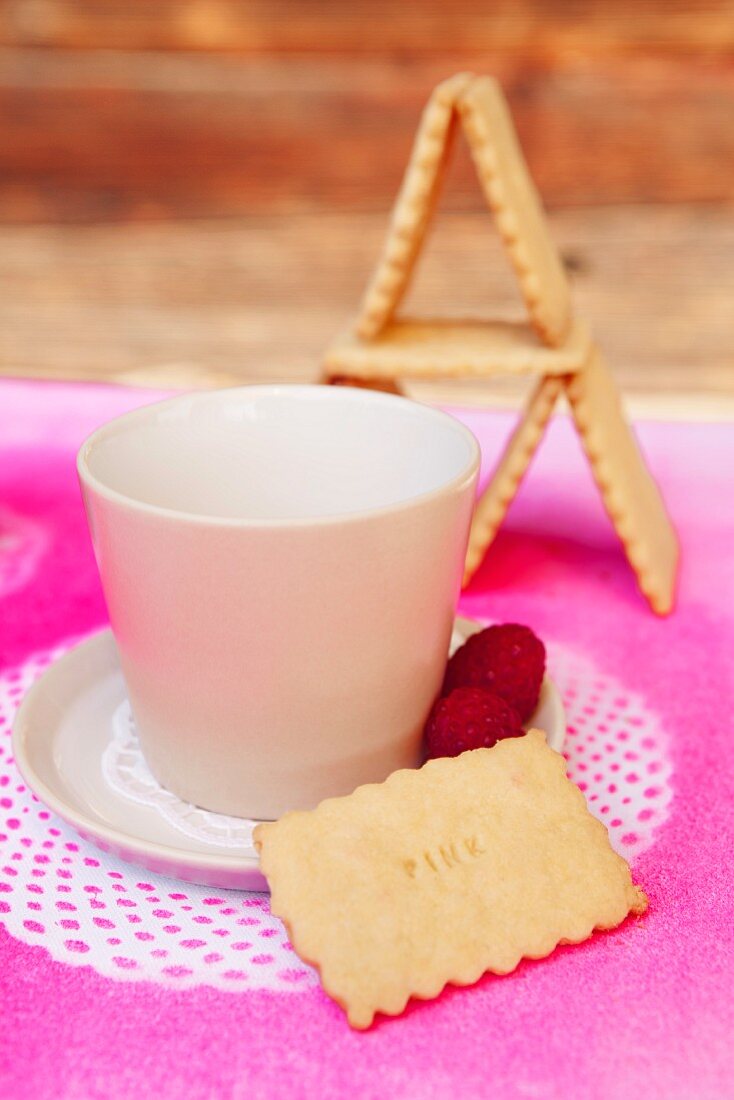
1 379 732 1099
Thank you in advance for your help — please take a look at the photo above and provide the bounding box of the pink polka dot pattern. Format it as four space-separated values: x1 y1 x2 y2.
0 639 672 990
0 644 316 992
551 642 673 860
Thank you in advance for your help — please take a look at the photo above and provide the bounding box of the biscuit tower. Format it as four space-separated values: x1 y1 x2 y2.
324 73 678 614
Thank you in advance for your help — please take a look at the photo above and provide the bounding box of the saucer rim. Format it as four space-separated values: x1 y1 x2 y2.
11 620 565 885
12 629 259 877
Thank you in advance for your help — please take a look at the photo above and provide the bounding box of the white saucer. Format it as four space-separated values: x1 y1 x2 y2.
12 619 565 891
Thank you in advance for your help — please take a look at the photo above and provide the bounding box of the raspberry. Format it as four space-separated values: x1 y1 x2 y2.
424 687 523 759
443 623 545 722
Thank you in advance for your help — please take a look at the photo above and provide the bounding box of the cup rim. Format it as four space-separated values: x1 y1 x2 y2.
77 384 481 529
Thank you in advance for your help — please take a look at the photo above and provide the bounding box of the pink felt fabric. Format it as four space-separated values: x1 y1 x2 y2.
1 378 733 1099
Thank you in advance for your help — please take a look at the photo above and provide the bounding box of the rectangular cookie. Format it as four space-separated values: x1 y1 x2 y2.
254 731 646 1029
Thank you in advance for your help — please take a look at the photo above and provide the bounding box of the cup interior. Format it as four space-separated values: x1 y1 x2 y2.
79 386 478 522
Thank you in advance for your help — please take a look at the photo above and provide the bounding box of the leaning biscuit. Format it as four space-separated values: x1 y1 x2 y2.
456 76 573 347
464 374 564 582
564 346 680 614
255 731 646 1029
356 71 474 341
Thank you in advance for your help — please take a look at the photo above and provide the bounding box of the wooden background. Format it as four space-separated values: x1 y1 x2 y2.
1 0 733 410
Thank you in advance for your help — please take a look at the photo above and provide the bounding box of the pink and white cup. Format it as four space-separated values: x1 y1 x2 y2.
78 384 479 819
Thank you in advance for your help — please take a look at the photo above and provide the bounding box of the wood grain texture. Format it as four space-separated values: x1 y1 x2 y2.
1 48 734 222
1 205 732 411
2 0 734 53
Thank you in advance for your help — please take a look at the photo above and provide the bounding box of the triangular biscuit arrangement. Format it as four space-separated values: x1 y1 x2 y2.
324 74 679 614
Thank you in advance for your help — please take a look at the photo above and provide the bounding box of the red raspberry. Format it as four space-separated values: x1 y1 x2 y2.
443 623 545 723
424 687 524 759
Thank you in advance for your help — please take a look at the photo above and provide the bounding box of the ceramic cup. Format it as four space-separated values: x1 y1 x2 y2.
77 385 480 819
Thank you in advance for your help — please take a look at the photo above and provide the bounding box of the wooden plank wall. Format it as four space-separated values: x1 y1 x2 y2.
1 1 733 223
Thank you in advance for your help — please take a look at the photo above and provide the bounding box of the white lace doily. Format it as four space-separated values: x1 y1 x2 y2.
101 700 258 853
0 636 673 990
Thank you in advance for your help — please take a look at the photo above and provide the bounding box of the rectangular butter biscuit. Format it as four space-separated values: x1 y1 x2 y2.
255 731 646 1028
